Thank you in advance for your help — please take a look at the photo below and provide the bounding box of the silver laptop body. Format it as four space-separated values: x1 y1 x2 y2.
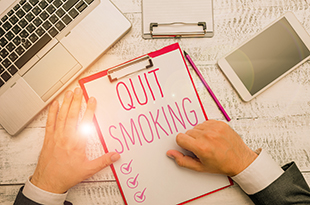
0 0 131 135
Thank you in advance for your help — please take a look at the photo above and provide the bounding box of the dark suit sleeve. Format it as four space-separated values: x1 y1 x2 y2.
249 162 310 205
14 186 72 205
14 186 41 205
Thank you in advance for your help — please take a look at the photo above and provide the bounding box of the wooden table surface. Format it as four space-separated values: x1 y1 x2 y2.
1 0 310 204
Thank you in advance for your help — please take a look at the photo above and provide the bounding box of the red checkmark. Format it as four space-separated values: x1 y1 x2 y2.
120 160 133 175
134 188 146 203
127 174 139 189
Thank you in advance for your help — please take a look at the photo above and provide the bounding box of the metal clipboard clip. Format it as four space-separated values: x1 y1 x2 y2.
150 22 207 38
107 55 153 82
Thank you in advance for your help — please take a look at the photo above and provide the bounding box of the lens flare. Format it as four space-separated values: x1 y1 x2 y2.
79 123 94 136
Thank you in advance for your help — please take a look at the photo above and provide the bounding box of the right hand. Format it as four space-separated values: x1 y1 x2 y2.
166 120 257 177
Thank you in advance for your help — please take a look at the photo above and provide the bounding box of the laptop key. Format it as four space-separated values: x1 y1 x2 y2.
6 42 16 52
13 36 21 45
35 27 45 36
29 0 39 6
3 21 12 31
2 59 12 68
49 15 58 24
48 27 58 37
12 25 22 34
40 11 49 21
39 0 48 9
56 8 65 18
15 46 25 55
26 23 36 33
0 48 9 58
19 0 26 5
76 1 87 12
69 8 79 19
25 13 35 22
0 28 5 37
9 52 18 62
8 65 18 75
46 5 56 14
9 15 19 25
13 4 21 11
0 79 4 88
29 33 38 43
33 17 43 27
22 39 32 49
5 31 14 41
55 21 65 31
0 37 8 47
15 33 51 69
85 0 94 5
18 19 28 28
1 71 11 82
42 21 52 30
19 30 29 38
1 15 8 23
16 9 26 19
53 0 63 8
7 10 14 17
63 0 79 11
23 2 32 12
62 14 72 25
32 6 42 15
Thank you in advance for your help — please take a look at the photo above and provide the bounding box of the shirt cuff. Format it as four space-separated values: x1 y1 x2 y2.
23 177 68 205
231 149 284 195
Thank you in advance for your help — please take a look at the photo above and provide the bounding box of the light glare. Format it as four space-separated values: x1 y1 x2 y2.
79 123 94 136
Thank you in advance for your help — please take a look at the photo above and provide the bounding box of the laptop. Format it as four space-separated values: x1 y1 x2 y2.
0 0 131 135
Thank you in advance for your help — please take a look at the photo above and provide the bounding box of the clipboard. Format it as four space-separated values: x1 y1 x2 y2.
79 43 232 205
142 0 214 39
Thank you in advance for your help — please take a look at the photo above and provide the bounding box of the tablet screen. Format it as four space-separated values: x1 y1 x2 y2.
226 17 310 95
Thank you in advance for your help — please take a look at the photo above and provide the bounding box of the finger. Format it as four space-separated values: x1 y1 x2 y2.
56 90 73 130
44 101 59 145
76 97 97 149
45 100 59 135
166 150 204 172
81 97 96 124
175 133 197 152
185 129 203 139
87 152 120 175
65 87 83 132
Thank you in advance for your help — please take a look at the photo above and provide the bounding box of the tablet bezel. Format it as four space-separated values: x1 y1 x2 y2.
218 12 310 102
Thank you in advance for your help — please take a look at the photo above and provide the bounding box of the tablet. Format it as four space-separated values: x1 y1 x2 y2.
218 12 310 101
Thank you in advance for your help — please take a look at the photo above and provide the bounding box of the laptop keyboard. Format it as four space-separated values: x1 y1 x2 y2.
0 0 94 88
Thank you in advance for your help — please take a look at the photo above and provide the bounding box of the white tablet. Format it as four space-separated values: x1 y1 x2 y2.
218 12 310 101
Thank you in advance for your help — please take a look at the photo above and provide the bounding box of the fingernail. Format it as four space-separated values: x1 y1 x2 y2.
88 97 96 104
66 91 73 98
74 87 81 95
167 153 175 160
52 100 58 107
111 153 120 162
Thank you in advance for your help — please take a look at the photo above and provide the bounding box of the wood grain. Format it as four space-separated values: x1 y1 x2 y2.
1 0 310 204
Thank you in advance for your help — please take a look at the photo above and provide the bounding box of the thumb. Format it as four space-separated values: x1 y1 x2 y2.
167 150 204 172
88 152 120 174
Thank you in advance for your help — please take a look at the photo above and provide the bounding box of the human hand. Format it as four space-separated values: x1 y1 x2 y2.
31 87 120 194
166 120 257 177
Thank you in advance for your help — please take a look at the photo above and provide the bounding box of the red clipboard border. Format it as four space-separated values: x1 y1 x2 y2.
79 43 233 205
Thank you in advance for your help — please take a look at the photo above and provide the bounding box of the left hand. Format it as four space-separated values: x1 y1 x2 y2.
31 88 120 194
